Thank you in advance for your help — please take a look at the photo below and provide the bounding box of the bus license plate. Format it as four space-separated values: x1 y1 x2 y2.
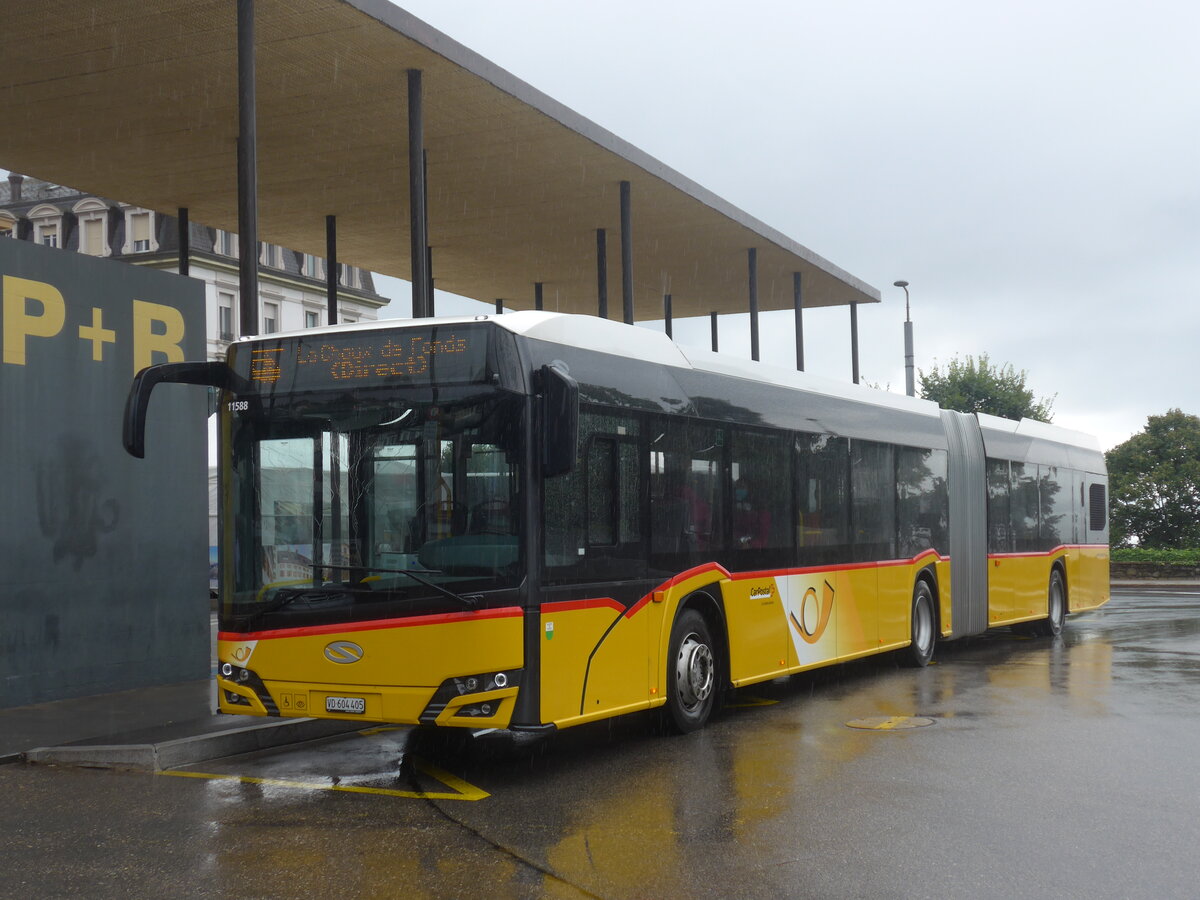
325 696 366 715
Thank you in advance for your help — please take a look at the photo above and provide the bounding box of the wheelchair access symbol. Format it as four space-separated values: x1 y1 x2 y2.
789 579 835 644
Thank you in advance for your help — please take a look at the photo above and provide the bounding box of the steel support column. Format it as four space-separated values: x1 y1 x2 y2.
424 149 434 314
326 215 338 325
904 320 915 396
664 293 673 338
596 228 608 319
748 247 760 361
793 272 804 371
850 301 860 384
896 280 915 396
427 244 435 316
236 0 259 337
535 282 543 311
407 69 430 318
620 181 634 325
177 208 189 277
710 312 719 352
495 299 503 314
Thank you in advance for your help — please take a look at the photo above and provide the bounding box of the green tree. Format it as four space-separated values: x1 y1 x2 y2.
1106 409 1200 548
919 354 1055 422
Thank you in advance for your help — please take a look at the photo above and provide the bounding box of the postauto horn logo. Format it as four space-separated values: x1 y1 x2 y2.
324 640 365 664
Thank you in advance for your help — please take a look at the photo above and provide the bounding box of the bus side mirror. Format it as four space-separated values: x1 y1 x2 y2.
124 361 242 458
540 362 578 477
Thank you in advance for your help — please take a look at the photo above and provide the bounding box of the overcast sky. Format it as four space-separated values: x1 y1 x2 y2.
373 0 1199 450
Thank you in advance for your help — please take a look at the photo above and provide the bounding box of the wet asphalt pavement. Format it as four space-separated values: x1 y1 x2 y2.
2 585 1198 899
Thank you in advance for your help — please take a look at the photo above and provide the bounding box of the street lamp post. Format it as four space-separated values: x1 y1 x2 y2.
895 280 915 397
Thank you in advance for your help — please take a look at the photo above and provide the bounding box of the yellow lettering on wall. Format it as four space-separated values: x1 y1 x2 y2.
132 299 186 373
2 275 66 365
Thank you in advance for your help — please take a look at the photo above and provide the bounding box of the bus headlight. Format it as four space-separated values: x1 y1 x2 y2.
420 669 522 725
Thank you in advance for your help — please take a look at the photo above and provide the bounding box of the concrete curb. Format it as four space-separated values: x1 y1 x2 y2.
24 717 363 772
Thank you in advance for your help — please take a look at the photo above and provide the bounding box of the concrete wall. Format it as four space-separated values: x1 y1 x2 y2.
1 238 208 708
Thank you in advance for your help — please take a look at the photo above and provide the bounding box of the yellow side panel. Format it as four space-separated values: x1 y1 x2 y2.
835 567 878 658
539 600 626 726
987 556 1016 624
582 608 650 718
875 562 913 648
990 555 1053 624
1073 546 1110 611
724 575 790 684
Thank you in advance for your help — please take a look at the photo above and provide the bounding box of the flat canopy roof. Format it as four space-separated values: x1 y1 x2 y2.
0 0 880 319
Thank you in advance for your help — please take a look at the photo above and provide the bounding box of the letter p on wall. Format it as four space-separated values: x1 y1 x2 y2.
3 275 66 365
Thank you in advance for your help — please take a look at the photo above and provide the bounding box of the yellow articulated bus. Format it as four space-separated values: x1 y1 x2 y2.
125 312 1109 735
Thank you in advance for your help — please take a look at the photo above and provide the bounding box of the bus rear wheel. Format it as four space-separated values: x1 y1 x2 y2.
1032 569 1066 637
665 608 718 734
902 579 936 668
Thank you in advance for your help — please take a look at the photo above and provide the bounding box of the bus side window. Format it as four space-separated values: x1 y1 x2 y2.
586 438 617 546
544 409 642 583
731 428 791 564
1039 465 1074 547
985 458 1012 554
795 433 851 565
897 447 948 558
851 440 896 562
650 417 725 570
1011 462 1039 553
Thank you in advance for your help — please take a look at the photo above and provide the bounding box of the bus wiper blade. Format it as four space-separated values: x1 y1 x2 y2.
254 586 349 620
320 564 483 611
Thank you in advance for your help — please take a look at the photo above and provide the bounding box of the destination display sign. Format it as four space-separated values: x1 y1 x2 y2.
230 326 492 392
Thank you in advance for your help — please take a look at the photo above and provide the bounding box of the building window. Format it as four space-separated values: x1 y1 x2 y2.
216 229 238 258
218 291 236 341
260 243 282 268
29 205 63 250
122 208 157 254
80 217 105 255
73 199 111 257
263 302 279 334
304 254 321 279
305 310 320 329
339 263 360 289
130 213 150 251
0 215 17 240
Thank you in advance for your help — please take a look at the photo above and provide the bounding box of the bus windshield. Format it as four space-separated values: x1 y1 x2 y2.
222 386 525 631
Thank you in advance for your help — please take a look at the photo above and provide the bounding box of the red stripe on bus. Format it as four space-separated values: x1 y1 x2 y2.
659 562 733 589
624 594 652 619
218 605 523 641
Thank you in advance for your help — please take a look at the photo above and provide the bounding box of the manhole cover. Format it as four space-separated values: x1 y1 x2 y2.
845 716 935 730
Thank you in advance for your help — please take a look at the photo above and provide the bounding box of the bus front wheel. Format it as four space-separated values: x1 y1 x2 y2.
903 579 936 668
1032 569 1066 637
665 608 718 733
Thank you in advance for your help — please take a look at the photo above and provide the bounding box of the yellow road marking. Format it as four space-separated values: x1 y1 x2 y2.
726 696 779 708
160 757 489 801
845 715 935 730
